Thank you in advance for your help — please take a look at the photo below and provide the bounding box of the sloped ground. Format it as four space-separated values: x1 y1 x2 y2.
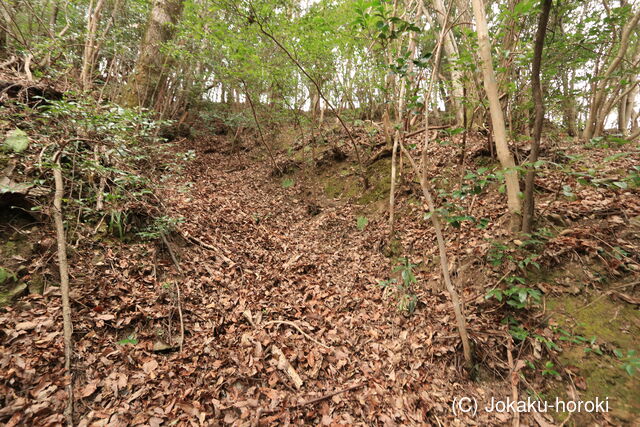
1 132 509 425
1 124 638 425
152 135 512 425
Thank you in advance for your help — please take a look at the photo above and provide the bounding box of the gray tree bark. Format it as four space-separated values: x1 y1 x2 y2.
121 0 185 108
471 0 522 231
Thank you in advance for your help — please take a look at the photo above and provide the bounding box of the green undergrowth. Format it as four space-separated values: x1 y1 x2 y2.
479 225 639 424
0 96 187 308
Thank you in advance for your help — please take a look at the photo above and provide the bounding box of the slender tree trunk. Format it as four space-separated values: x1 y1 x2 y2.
121 0 185 108
421 4 449 186
583 9 640 140
381 109 392 146
624 85 638 134
389 2 422 238
318 98 325 125
619 49 640 135
561 71 577 136
433 0 464 127
241 80 281 175
471 0 522 231
49 1 59 33
0 6 9 58
80 0 106 91
401 145 473 365
311 87 319 123
402 0 472 365
619 95 628 134
522 0 552 234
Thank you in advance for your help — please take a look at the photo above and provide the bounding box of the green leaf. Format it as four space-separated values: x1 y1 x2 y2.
356 215 369 231
117 335 139 346
476 218 490 229
486 289 503 302
514 0 535 15
604 152 629 162
0 267 17 284
562 185 574 197
3 129 29 153
625 364 635 376
510 326 529 341
281 178 294 188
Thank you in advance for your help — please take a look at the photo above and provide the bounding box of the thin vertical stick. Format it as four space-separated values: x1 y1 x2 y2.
400 144 472 365
53 152 74 424
176 281 184 354
402 0 472 364
420 0 451 178
389 0 423 238
241 79 282 175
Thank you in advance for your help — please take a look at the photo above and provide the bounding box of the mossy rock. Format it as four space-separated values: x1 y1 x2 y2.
0 283 27 306
0 235 34 259
0 267 26 307
0 267 16 284
27 275 45 295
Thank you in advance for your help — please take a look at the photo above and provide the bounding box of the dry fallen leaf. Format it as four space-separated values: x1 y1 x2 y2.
79 380 100 398
15 321 38 331
143 359 159 376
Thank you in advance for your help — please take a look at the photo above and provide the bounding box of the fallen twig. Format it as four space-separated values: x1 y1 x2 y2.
259 382 365 416
506 344 521 427
176 280 184 353
0 55 17 69
161 234 186 353
404 124 450 139
181 230 235 264
263 320 331 350
296 382 364 407
24 53 34 81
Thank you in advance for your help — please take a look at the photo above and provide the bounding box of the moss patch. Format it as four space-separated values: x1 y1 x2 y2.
319 158 392 208
0 266 25 307
1 221 38 306
357 158 392 205
546 294 640 424
322 167 360 199
1 232 34 260
0 282 27 306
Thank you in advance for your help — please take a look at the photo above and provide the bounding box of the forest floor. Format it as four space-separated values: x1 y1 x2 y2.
1 117 640 425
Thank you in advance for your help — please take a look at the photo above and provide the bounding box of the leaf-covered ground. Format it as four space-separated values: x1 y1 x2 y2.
1 125 639 425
